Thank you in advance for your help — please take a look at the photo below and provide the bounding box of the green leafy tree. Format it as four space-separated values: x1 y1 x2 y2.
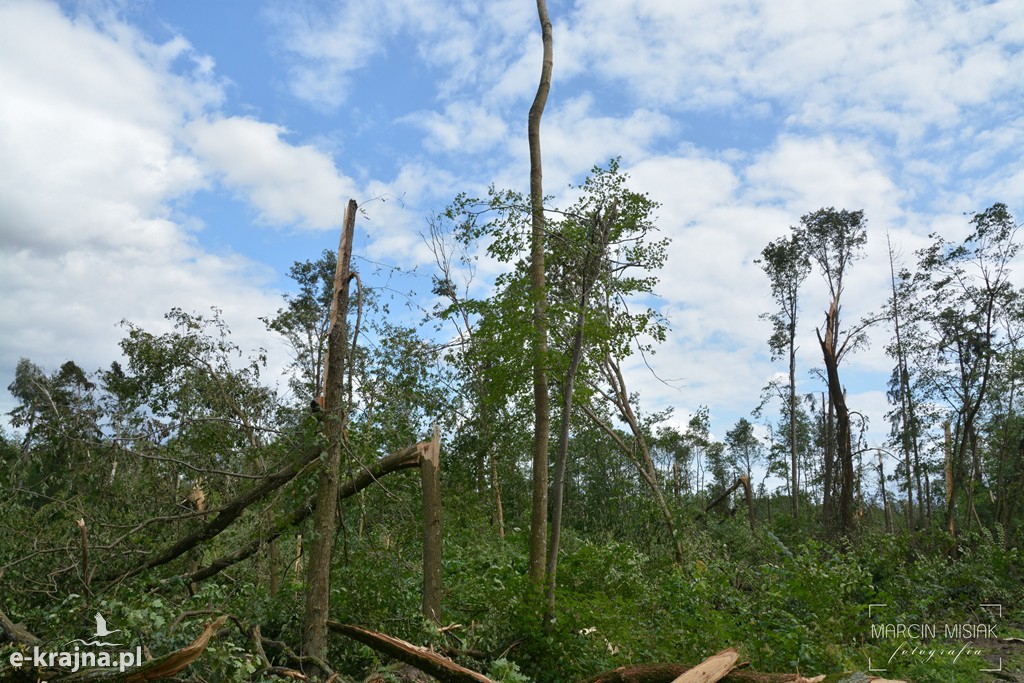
725 417 762 481
908 203 1021 539
758 233 811 517
262 249 337 401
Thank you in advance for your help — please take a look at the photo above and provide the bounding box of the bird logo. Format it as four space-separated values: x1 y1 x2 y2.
65 612 124 647
93 613 121 639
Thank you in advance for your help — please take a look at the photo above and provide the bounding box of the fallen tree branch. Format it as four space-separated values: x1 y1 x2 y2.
328 622 494 683
174 443 422 585
0 609 40 645
100 442 327 587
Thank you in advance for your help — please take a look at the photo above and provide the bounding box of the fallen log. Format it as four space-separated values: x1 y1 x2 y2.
328 622 494 683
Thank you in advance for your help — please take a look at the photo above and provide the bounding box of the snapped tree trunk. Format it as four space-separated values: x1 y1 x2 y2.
527 0 554 590
302 199 356 678
817 300 854 536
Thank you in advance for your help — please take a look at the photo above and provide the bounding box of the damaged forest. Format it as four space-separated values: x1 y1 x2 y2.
2 2 1024 683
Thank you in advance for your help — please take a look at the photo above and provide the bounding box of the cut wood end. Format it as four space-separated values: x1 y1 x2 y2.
670 648 739 683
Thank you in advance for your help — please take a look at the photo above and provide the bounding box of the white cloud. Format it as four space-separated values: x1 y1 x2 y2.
401 101 510 154
560 0 1024 142
186 116 357 230
265 0 536 109
0 2 281 417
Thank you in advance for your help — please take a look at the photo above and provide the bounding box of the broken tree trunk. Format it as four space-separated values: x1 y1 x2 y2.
303 198 357 678
421 425 442 623
328 623 494 683
816 300 854 536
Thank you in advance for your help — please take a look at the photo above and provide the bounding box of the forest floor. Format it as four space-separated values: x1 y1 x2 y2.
975 628 1024 682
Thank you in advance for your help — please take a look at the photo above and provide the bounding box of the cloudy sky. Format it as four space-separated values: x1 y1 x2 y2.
2 0 1024 480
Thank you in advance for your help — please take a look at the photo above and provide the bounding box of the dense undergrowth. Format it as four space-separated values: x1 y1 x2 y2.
5 492 1019 683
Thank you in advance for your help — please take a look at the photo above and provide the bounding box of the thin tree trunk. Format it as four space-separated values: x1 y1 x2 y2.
944 420 956 538
545 317 586 627
268 538 280 598
421 426 442 623
527 0 554 589
821 392 833 527
545 207 612 627
789 334 798 518
491 452 505 540
302 199 356 678
877 448 892 533
887 234 915 531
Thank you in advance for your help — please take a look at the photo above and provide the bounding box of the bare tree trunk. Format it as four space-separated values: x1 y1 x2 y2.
877 449 892 533
527 0 554 590
886 234 915 531
421 426 442 623
491 453 505 539
944 420 956 539
302 200 356 678
821 392 833 527
545 317 585 627
788 334 799 518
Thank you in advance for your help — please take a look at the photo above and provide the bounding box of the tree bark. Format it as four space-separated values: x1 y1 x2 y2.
527 0 554 590
788 331 798 519
302 199 356 678
421 425 442 623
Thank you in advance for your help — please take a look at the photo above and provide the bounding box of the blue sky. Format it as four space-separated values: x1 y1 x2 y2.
2 0 1024 489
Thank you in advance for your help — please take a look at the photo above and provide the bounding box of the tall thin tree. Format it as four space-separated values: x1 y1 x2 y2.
758 234 810 518
527 0 553 588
